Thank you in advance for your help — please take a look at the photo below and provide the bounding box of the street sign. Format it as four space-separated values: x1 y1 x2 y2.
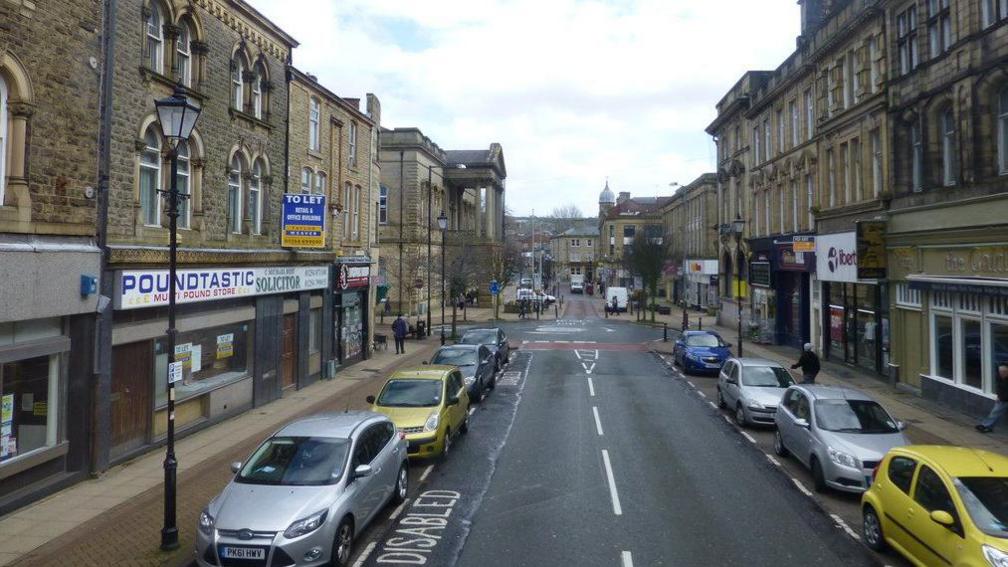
489 280 500 295
168 361 183 384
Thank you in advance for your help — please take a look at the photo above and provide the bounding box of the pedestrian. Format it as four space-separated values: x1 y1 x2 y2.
519 299 527 319
392 314 408 355
791 343 821 384
977 363 1008 433
611 296 618 316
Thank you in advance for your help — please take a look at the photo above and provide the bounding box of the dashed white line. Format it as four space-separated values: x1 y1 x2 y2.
419 464 434 482
791 478 813 497
621 551 634 567
707 401 717 409
352 541 377 567
722 415 733 425
830 513 862 541
601 449 623 516
697 391 707 399
389 498 410 520
592 406 604 436
765 454 781 467
587 377 595 397
740 431 757 444
468 406 476 416
687 381 696 389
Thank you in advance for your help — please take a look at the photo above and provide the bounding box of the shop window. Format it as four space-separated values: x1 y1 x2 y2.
933 313 954 380
154 323 251 407
309 308 322 355
963 319 983 389
930 290 1008 393
0 354 59 463
982 0 1008 27
896 283 922 308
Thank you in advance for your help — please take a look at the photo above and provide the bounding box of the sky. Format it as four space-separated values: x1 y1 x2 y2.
251 0 800 217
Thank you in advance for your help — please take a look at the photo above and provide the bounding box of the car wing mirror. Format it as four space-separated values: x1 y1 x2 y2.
366 395 376 404
354 464 374 479
724 343 733 348
794 418 810 429
230 461 242 474
897 420 908 431
930 510 955 527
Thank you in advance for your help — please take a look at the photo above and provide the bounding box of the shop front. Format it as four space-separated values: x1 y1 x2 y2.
334 259 371 366
748 238 776 344
684 259 719 310
816 231 887 374
774 236 815 349
108 265 329 462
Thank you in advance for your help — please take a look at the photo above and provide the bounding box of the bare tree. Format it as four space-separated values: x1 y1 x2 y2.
624 228 669 321
549 203 585 233
489 239 523 319
444 235 482 338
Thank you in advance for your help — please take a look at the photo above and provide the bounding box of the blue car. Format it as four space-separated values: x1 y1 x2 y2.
672 331 733 375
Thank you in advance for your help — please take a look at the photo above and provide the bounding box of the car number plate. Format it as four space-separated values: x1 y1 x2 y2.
221 546 265 560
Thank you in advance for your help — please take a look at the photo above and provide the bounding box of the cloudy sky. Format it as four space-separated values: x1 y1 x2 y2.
251 0 799 217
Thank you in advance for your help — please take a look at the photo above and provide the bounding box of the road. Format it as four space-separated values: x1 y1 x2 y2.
348 293 886 567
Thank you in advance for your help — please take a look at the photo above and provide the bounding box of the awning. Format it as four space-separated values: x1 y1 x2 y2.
907 274 1008 296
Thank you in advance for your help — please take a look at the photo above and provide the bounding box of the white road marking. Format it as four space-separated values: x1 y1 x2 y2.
420 465 434 482
575 350 583 360
697 391 707 399
389 498 410 520
592 406 604 436
352 541 377 567
740 431 756 444
792 478 813 497
707 401 717 409
765 454 781 467
601 450 623 516
621 551 634 567
722 415 733 425
587 377 595 397
534 340 549 343
830 513 862 541
687 381 696 389
582 362 596 374
468 407 476 416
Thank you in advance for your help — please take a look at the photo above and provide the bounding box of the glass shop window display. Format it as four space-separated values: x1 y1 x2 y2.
154 323 251 406
1 354 59 463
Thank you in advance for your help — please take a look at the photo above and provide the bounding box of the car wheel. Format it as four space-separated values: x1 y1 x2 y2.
331 517 354 567
393 463 408 504
862 505 887 551
716 388 726 409
441 428 452 458
735 404 747 427
774 430 790 458
811 457 827 493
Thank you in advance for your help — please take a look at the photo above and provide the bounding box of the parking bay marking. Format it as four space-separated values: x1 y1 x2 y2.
601 450 623 516
353 542 377 567
419 465 434 482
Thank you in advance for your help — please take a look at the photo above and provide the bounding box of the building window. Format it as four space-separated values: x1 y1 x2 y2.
753 126 761 163
777 109 785 152
231 57 244 111
930 291 1007 394
763 118 772 158
868 36 880 92
998 88 1008 175
928 0 952 58
841 142 850 205
175 21 191 87
941 108 957 186
806 173 815 229
911 121 924 191
804 88 814 140
898 6 919 75
0 76 6 204
349 122 358 167
379 186 388 224
249 160 263 235
845 51 857 107
140 126 162 227
146 3 163 73
790 100 799 147
827 148 836 207
154 322 251 407
778 186 785 233
1 352 60 464
895 283 922 308
587 239 592 247
309 308 322 354
982 0 1008 27
763 190 770 234
791 180 799 232
251 67 263 120
228 155 242 234
343 182 352 238
352 185 361 239
300 167 312 194
309 98 320 151
315 171 326 196
176 140 191 229
851 137 862 202
870 129 882 197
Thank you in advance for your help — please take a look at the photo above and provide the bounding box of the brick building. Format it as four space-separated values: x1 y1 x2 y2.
0 0 104 514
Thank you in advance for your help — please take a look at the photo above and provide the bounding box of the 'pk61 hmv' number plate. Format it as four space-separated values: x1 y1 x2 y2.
221 546 265 560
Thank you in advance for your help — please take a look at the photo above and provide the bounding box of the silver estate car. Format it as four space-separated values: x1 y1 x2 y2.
717 358 795 427
196 412 408 567
774 385 909 494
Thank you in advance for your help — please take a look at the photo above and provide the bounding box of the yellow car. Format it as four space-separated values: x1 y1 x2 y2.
861 445 1008 567
367 366 470 459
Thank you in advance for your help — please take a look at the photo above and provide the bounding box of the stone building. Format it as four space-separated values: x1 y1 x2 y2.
549 223 599 286
597 185 670 289
0 0 104 514
97 0 306 466
660 174 719 309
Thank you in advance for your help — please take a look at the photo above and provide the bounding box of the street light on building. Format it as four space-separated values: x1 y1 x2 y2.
732 215 746 357
438 210 448 345
153 87 201 551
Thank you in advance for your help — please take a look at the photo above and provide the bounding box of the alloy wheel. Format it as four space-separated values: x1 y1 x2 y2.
735 405 746 426
335 521 353 565
863 507 886 551
397 466 408 501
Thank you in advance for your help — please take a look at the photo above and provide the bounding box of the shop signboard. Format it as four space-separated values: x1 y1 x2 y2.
816 232 859 283
856 221 887 280
280 194 326 248
337 263 371 291
830 306 845 344
793 235 815 253
216 333 235 359
114 265 330 310
775 240 815 272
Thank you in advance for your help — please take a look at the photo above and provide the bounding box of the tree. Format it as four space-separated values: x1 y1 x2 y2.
489 239 523 319
624 229 668 322
444 235 482 338
549 203 585 233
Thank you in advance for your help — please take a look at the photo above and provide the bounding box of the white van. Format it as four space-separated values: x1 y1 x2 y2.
570 274 585 294
606 287 629 312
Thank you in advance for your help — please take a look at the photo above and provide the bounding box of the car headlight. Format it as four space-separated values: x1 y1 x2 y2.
685 351 700 360
283 509 328 540
198 508 215 536
827 446 859 468
424 411 440 433
984 545 1008 567
747 400 766 410
464 376 475 386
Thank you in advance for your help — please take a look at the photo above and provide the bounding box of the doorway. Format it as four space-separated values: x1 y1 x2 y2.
281 313 297 389
110 341 152 459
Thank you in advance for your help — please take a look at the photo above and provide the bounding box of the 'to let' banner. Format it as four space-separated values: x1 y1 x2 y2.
281 193 326 248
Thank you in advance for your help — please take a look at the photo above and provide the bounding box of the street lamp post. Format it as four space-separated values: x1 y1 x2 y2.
732 216 746 357
153 87 201 552
427 165 433 339
438 211 448 345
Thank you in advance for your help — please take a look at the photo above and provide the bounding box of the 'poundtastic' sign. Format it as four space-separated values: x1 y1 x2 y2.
114 265 329 310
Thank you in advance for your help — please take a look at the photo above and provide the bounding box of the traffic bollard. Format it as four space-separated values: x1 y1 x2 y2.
699 317 702 330
663 322 668 342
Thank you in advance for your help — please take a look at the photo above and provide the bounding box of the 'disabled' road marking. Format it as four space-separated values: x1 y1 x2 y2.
592 406 604 436
601 449 623 516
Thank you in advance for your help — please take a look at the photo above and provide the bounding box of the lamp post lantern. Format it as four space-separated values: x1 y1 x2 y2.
153 87 201 551
438 211 448 345
732 216 746 358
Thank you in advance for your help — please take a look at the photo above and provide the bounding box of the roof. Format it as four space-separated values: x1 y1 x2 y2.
445 144 507 179
277 411 383 438
599 180 615 205
892 446 1008 477
561 225 600 237
733 357 785 367
289 67 374 126
390 366 456 380
602 196 673 220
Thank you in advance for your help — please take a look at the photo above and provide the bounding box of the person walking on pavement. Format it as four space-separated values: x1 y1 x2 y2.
791 343 821 384
392 314 408 355
611 296 619 316
977 363 1008 433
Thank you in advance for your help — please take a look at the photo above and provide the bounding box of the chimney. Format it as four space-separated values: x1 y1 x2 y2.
798 0 826 35
617 192 630 205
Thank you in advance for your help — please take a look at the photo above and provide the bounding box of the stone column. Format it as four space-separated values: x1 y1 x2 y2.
474 187 483 238
485 186 495 240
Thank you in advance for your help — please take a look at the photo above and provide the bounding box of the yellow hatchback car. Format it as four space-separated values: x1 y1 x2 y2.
861 445 1008 567
367 366 470 459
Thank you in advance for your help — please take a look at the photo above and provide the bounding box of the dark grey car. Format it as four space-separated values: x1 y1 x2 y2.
431 344 496 401
459 328 510 370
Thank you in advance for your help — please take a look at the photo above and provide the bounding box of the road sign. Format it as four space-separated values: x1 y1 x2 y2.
489 280 500 295
168 361 183 384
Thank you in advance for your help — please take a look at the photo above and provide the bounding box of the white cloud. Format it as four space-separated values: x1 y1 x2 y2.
251 0 798 216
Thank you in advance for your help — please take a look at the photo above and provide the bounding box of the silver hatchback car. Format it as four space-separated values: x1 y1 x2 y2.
717 358 795 426
774 385 908 493
196 412 408 567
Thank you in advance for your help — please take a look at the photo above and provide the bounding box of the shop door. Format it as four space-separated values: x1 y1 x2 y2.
281 314 297 389
110 341 152 459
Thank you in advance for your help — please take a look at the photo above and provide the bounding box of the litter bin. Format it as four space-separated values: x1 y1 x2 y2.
416 320 427 339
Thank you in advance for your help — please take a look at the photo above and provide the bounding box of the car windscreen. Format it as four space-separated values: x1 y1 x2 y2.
814 400 899 433
460 331 497 345
237 436 349 486
377 379 442 407
742 366 795 387
432 349 478 366
685 334 721 348
955 477 1008 538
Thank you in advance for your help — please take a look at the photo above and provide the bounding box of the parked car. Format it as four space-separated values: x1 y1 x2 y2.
195 412 407 567
535 291 556 306
606 286 629 312
672 331 732 375
459 328 510 370
717 358 795 426
516 288 535 303
774 385 908 493
368 366 470 459
861 445 1008 566
430 344 496 401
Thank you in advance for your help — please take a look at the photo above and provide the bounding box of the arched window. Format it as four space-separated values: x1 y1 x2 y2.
300 167 312 194
140 126 162 226
315 171 326 195
941 108 957 186
231 57 244 111
228 155 242 234
0 75 7 204
309 98 320 151
176 21 192 87
249 160 263 235
251 66 263 119
176 140 190 228
998 87 1008 175
146 4 164 73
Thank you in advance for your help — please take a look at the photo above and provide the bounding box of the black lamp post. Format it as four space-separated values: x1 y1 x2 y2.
438 211 448 345
153 87 201 551
732 216 746 357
